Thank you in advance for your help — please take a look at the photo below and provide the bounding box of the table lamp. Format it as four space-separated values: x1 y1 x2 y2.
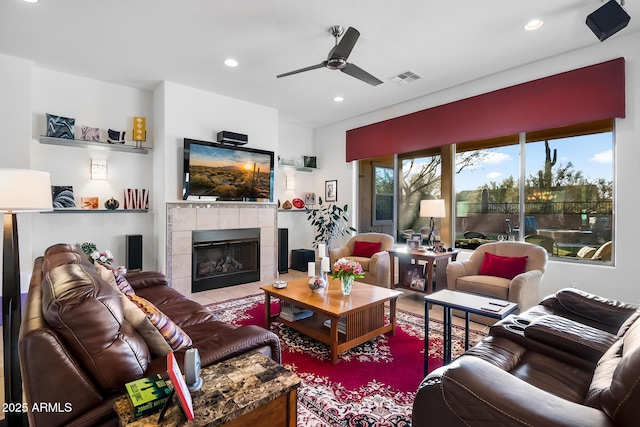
0 168 52 426
420 199 445 246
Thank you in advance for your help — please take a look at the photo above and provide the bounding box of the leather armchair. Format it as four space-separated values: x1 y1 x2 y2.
446 241 547 317
329 232 394 287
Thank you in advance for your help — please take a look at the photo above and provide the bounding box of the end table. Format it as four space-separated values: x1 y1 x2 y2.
114 351 300 426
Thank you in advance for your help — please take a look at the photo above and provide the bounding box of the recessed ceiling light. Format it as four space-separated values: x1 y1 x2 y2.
524 19 544 31
224 58 238 67
334 96 344 102
23 0 39 3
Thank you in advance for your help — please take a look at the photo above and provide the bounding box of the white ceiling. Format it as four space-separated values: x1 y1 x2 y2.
1 0 637 129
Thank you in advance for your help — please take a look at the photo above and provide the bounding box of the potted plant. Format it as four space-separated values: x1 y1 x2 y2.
306 197 356 251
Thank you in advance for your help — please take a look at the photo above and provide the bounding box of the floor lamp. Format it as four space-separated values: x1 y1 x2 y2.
419 199 445 247
0 169 52 427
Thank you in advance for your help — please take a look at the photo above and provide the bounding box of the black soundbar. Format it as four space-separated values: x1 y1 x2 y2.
217 130 248 145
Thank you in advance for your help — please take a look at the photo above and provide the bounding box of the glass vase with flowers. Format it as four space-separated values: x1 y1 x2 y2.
332 258 364 296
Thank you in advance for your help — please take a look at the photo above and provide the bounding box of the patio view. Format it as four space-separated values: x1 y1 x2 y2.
394 123 613 262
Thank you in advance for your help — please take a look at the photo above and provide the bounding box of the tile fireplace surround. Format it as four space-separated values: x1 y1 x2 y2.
166 202 277 297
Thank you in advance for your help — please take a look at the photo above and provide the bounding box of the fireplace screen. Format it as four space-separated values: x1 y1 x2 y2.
192 228 260 292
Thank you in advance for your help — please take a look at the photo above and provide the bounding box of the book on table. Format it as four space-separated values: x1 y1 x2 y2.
125 374 172 418
280 303 313 322
323 318 346 334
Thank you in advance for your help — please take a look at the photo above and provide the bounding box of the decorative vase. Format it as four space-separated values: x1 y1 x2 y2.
308 276 327 293
341 276 354 296
104 197 119 210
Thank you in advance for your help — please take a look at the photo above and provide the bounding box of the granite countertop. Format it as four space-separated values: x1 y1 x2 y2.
114 351 300 426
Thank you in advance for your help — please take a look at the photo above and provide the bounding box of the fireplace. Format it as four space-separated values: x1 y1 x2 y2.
192 228 260 292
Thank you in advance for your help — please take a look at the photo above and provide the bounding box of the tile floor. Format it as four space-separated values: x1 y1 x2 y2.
0 271 490 421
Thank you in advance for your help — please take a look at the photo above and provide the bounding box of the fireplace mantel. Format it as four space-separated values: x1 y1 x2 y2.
166 202 277 296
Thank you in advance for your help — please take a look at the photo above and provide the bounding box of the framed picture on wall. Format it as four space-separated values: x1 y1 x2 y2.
325 180 337 202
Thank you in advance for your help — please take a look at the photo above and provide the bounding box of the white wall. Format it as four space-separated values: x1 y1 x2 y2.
152 81 280 271
276 122 316 261
314 31 640 303
29 68 155 273
0 54 34 291
0 54 31 169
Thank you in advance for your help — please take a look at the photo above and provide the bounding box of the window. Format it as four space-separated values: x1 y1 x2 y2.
453 120 614 263
524 131 613 261
372 164 394 225
398 153 442 241
454 136 520 243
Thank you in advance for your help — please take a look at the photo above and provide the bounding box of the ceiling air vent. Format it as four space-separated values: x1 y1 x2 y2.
390 70 422 85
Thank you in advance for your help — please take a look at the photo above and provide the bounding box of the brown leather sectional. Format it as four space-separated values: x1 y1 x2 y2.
18 243 281 427
413 288 640 427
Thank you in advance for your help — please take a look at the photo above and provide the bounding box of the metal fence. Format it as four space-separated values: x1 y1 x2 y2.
459 201 612 215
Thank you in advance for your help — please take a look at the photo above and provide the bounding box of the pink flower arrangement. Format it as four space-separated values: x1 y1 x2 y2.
332 258 365 280
91 249 114 265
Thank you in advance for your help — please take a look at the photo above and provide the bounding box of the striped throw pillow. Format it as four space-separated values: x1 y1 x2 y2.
128 294 193 351
113 271 135 295
96 260 135 295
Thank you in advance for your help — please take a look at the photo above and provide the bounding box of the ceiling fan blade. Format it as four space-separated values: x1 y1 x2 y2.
277 62 326 79
341 63 383 86
331 27 360 60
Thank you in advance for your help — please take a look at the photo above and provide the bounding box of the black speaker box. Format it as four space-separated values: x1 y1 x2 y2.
126 234 143 271
290 249 315 272
586 1 631 41
278 228 288 273
216 130 248 145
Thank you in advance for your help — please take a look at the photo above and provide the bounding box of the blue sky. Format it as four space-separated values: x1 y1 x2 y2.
190 143 272 170
455 132 614 192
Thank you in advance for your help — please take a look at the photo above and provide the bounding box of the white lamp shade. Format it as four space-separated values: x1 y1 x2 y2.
420 199 445 218
0 168 53 212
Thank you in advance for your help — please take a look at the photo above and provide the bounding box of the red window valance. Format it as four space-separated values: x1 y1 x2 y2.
346 58 625 162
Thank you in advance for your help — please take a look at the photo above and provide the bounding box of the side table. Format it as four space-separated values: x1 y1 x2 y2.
113 351 300 426
424 290 518 375
388 246 459 293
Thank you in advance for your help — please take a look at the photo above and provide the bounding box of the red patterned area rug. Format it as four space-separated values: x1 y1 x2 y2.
205 294 486 427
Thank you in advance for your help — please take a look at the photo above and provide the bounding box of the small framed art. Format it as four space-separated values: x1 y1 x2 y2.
304 192 316 206
325 180 337 202
410 276 426 291
407 239 420 250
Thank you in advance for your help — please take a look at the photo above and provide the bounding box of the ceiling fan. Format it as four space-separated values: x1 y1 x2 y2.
277 26 383 86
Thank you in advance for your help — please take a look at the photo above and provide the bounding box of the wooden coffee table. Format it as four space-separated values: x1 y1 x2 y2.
261 277 402 364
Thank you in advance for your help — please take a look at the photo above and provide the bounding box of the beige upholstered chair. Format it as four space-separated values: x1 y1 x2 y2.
329 233 395 288
446 241 548 317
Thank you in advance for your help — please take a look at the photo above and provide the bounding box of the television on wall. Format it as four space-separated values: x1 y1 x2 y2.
182 138 274 202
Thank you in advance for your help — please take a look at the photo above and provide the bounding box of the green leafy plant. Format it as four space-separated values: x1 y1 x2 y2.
78 242 97 256
306 197 356 250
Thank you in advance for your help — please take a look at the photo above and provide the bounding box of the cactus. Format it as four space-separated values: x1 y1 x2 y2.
539 140 556 188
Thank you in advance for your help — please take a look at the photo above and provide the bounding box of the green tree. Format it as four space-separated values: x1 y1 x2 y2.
400 150 487 232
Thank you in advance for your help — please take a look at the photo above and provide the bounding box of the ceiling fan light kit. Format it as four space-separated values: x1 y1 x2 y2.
277 26 383 86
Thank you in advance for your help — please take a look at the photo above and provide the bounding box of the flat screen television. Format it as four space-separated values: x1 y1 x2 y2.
182 138 274 202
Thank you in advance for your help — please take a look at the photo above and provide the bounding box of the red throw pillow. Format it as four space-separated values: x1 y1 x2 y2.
478 252 528 280
352 241 383 258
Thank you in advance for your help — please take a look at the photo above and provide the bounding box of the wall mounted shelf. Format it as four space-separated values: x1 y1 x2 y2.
277 165 317 172
43 209 149 214
39 136 149 154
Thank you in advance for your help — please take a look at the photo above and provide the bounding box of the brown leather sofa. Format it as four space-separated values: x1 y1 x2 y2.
19 243 281 427
413 288 640 427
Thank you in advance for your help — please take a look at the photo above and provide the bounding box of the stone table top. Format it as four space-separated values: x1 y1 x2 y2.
114 351 300 426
